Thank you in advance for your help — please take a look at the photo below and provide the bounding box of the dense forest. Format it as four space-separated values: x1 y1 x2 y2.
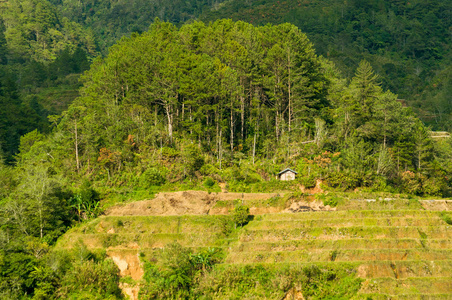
202 0 452 130
1 0 452 160
1 0 452 298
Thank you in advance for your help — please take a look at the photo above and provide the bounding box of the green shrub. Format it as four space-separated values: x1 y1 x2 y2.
182 144 204 175
231 204 250 227
59 259 123 299
140 168 166 187
70 181 101 221
140 242 224 299
161 147 179 159
298 175 316 188
315 194 340 208
326 171 360 190
422 176 443 196
203 177 215 188
199 164 219 176
440 212 452 225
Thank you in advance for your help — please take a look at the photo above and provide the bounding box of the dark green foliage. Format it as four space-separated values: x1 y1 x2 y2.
0 238 122 299
0 68 48 162
203 176 215 188
326 171 361 191
59 259 123 298
182 144 205 176
439 212 452 225
140 242 224 299
202 0 452 116
49 47 90 80
70 181 101 221
140 168 166 188
193 264 362 299
317 194 340 208
49 0 230 52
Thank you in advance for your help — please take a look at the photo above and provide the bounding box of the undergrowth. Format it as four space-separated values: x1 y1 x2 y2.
139 243 363 299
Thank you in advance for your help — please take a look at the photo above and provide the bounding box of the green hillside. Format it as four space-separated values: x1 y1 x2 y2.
1 3 452 298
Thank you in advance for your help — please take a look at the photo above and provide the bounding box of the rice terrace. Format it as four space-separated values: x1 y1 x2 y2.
57 191 452 299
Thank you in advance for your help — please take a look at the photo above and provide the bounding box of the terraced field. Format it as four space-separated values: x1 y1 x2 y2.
56 199 452 299
229 210 452 298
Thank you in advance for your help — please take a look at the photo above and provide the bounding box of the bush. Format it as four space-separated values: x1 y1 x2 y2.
440 212 452 225
326 171 360 190
59 259 123 299
182 144 204 175
315 194 339 207
203 177 215 188
140 242 223 299
199 164 219 176
298 175 316 188
231 204 250 227
422 176 443 196
140 168 166 188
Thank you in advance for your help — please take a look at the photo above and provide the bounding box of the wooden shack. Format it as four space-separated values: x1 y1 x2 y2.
277 168 298 181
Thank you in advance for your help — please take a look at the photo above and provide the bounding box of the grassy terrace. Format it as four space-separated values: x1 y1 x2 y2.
56 200 452 298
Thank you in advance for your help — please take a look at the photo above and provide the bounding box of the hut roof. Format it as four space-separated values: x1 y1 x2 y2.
277 168 298 175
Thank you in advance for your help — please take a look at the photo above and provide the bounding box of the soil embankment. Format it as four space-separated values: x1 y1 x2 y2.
420 200 452 211
105 190 335 216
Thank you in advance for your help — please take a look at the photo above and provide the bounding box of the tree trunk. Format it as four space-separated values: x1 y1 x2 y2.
75 119 80 172
287 49 292 135
241 78 245 142
165 103 173 143
252 131 256 165
230 101 234 152
219 128 222 170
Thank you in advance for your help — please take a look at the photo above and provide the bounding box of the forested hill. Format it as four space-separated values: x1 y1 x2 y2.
1 0 452 161
201 0 452 130
23 19 452 198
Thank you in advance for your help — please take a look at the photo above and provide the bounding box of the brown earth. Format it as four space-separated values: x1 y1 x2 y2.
108 250 143 300
282 287 305 300
108 250 144 280
105 190 335 216
105 191 280 216
119 283 140 300
283 200 336 212
420 200 452 211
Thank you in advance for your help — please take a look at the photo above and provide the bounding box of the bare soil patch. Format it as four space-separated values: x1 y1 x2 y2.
107 250 143 300
105 191 281 216
108 250 144 280
420 200 452 211
105 190 335 216
283 200 336 212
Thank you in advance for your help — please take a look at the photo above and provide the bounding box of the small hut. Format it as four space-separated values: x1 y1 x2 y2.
277 168 298 181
